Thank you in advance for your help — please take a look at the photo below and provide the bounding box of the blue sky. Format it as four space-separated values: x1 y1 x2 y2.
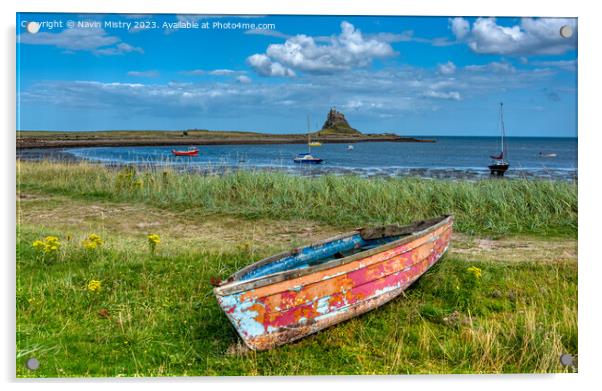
17 13 577 137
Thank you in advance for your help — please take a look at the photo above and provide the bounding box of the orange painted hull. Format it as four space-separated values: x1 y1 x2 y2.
214 216 453 350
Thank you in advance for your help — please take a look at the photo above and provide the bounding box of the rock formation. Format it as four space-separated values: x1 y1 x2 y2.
317 107 361 135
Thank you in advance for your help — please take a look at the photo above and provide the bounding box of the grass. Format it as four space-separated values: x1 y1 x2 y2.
18 160 577 237
16 160 578 376
17 130 399 139
16 224 577 376
17 129 275 139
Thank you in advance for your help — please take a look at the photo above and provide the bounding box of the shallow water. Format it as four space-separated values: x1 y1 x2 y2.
19 137 578 181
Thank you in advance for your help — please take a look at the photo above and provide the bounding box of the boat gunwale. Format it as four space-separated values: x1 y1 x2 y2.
245 236 451 315
214 215 453 296
243 244 448 350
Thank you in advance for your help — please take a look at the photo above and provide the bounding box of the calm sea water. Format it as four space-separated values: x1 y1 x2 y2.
40 137 577 180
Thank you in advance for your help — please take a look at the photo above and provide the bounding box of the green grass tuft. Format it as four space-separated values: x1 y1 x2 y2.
17 160 577 237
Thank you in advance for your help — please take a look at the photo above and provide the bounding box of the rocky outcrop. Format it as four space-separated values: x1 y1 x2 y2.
318 108 361 135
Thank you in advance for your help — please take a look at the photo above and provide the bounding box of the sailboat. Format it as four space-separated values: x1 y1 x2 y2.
488 102 510 176
294 115 324 164
309 121 322 146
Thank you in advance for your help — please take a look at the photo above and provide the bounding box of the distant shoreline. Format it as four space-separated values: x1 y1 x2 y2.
16 130 436 149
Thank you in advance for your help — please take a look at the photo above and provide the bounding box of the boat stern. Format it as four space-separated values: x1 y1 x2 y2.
214 289 271 350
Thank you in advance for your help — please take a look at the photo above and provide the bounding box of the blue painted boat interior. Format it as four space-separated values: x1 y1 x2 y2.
239 233 402 281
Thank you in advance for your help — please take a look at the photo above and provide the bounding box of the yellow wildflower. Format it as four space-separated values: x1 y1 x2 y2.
33 236 61 255
88 234 103 246
147 234 160 245
87 279 102 292
45 236 59 245
466 266 482 279
83 240 97 250
147 233 160 253
83 234 103 250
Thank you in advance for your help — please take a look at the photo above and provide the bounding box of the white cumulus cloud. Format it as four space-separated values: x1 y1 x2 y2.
247 21 395 77
247 54 296 77
451 17 577 55
449 17 470 40
437 61 457 75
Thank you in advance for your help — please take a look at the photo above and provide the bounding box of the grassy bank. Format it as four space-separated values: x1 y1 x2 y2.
17 130 418 149
16 223 577 376
18 160 577 236
16 160 578 376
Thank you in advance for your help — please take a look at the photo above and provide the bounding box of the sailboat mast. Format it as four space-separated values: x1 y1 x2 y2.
307 114 311 154
499 102 506 160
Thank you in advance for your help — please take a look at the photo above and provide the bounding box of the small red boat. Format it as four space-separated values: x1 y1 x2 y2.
171 148 199 157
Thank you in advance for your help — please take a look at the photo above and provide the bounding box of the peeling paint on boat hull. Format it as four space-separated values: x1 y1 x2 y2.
214 216 453 351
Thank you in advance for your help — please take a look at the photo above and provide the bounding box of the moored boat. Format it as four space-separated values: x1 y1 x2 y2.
294 114 323 164
293 152 323 164
488 102 510 176
213 215 453 350
171 147 199 156
539 152 557 158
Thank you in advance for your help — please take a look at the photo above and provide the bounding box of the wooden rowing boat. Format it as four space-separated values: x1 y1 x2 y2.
171 148 199 156
213 215 453 350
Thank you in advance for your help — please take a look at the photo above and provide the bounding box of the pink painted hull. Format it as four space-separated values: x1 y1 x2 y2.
214 216 453 350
